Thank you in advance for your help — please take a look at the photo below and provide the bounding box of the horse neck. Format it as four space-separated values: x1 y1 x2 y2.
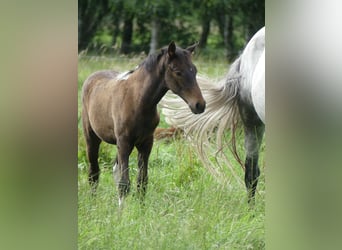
136 65 168 109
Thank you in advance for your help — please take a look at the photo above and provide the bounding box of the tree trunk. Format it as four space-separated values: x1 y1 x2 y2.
199 18 211 49
78 0 110 51
149 18 159 54
111 16 120 48
226 16 235 61
78 12 101 50
223 15 229 49
120 14 134 54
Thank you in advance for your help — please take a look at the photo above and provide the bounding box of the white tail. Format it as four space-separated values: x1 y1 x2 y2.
160 58 244 184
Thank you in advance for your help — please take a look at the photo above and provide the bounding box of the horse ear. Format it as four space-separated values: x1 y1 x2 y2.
186 42 199 54
168 41 176 58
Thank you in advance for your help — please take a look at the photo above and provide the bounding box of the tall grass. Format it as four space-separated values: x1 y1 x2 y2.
78 54 265 249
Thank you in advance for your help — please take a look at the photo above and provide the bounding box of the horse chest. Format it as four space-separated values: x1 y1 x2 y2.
114 108 159 141
135 112 159 135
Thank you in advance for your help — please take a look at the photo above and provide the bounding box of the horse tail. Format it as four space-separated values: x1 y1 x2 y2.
160 58 244 184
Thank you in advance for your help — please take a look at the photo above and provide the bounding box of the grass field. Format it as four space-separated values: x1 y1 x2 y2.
78 54 265 249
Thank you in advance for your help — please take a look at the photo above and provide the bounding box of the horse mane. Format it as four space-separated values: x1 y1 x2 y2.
139 49 166 72
116 51 163 80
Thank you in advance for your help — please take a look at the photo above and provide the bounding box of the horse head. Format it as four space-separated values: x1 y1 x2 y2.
163 41 206 114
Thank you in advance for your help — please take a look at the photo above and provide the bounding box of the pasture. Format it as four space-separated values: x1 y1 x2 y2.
78 54 265 249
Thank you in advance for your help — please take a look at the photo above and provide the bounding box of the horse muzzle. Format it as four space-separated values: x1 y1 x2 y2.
190 100 206 114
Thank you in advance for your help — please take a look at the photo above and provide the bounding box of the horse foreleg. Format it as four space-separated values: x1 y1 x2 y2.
112 156 119 186
115 139 133 207
136 136 153 201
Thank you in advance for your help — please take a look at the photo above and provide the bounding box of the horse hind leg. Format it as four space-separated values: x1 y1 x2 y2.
243 122 264 204
239 102 265 204
83 118 102 191
86 135 101 191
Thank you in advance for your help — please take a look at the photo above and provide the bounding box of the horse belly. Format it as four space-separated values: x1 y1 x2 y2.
239 27 265 109
88 112 117 144
251 50 265 123
87 93 117 144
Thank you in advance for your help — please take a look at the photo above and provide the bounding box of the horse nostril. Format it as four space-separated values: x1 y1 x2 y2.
195 102 205 113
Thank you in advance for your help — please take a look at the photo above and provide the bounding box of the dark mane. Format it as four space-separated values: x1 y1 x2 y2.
122 52 161 76
123 47 168 77
139 48 168 72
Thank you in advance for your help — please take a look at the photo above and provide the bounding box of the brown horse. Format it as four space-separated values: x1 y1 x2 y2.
82 42 205 206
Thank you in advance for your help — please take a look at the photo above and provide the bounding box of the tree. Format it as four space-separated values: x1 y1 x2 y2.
78 0 111 50
197 0 214 49
239 0 265 40
119 0 137 54
141 0 176 54
194 0 239 59
78 0 265 56
213 0 237 59
109 0 124 49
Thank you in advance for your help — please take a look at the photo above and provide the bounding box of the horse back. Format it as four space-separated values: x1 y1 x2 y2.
82 70 119 98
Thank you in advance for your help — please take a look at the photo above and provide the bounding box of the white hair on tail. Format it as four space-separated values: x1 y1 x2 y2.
160 58 243 184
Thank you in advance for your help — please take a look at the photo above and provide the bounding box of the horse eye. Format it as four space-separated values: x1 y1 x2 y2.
171 67 182 76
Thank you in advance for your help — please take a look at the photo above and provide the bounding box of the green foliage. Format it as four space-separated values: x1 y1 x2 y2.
78 139 265 249
92 27 113 48
78 55 265 249
78 0 265 55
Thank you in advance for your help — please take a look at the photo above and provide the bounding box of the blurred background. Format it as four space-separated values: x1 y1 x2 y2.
78 0 264 60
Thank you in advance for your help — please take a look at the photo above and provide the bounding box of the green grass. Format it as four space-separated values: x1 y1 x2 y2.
78 54 265 249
